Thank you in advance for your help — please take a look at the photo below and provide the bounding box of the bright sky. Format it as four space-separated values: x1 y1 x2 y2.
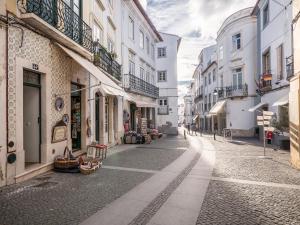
140 0 257 81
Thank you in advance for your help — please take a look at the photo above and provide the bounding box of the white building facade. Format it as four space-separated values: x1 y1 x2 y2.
156 33 181 135
121 0 162 134
251 0 292 139
216 8 258 137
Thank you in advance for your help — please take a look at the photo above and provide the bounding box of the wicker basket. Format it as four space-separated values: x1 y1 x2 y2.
80 159 101 175
54 147 79 169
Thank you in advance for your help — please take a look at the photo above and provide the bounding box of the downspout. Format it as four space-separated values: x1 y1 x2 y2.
5 10 9 184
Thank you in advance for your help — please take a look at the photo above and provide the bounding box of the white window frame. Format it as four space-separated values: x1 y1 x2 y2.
146 36 150 55
232 68 243 89
232 33 241 51
139 30 144 49
158 71 167 82
128 16 134 40
158 47 167 58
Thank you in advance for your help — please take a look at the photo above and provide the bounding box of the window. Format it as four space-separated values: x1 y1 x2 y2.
140 67 145 80
208 73 211 84
129 17 134 40
108 0 113 8
263 49 271 74
139 30 144 49
94 0 103 20
146 37 150 55
205 76 207 86
159 99 168 106
263 3 269 27
107 38 114 53
213 69 216 82
277 44 284 80
158 71 167 82
151 70 155 84
232 68 243 89
129 51 135 75
129 60 135 75
158 47 166 58
232 33 241 50
93 22 103 43
219 46 224 60
151 44 155 59
213 95 216 105
220 74 224 88
146 69 150 83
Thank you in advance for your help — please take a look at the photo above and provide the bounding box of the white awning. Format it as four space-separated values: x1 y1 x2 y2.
272 95 289 107
248 102 268 112
124 93 157 108
57 44 125 96
193 115 199 121
209 100 226 115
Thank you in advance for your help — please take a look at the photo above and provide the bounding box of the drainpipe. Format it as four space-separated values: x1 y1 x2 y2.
5 11 8 154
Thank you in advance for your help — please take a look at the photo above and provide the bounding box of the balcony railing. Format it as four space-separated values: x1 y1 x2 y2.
286 55 294 79
217 84 249 99
123 74 159 98
194 88 203 103
93 42 122 81
158 107 169 115
18 0 93 52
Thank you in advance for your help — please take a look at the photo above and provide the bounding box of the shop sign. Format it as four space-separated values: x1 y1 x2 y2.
52 121 67 143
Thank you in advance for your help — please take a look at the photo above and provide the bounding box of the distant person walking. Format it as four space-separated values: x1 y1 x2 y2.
187 123 191 135
191 123 197 136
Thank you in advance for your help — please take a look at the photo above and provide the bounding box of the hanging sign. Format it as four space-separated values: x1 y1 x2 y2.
264 121 271 125
257 116 263 121
263 111 274 116
264 127 275 132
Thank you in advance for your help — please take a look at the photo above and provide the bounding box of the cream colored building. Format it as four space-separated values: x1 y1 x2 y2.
289 0 300 168
121 0 162 133
0 0 125 186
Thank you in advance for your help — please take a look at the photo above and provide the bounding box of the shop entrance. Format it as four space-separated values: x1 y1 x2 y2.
23 70 41 166
95 93 100 143
71 83 82 150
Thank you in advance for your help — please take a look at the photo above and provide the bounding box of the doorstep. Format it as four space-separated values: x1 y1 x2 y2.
15 162 54 184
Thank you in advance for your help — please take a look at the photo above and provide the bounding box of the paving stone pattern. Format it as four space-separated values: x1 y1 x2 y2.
210 137 300 185
196 181 300 225
0 169 151 225
105 137 187 171
128 153 200 225
196 136 300 225
0 136 188 225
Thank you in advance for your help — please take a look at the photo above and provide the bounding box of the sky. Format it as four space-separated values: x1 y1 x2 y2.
140 0 257 81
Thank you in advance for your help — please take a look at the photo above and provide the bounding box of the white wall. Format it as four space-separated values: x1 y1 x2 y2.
156 36 180 133
217 8 257 96
121 0 158 82
216 7 257 132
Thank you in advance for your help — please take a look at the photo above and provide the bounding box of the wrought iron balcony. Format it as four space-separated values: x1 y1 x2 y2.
158 107 169 115
286 55 294 79
123 74 159 99
217 84 249 99
17 0 93 52
93 42 122 81
194 89 203 103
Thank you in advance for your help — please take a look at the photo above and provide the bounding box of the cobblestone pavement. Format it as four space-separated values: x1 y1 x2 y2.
196 134 300 225
0 136 187 225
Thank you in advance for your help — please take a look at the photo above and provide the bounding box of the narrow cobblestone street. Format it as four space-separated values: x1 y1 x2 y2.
1 132 300 225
